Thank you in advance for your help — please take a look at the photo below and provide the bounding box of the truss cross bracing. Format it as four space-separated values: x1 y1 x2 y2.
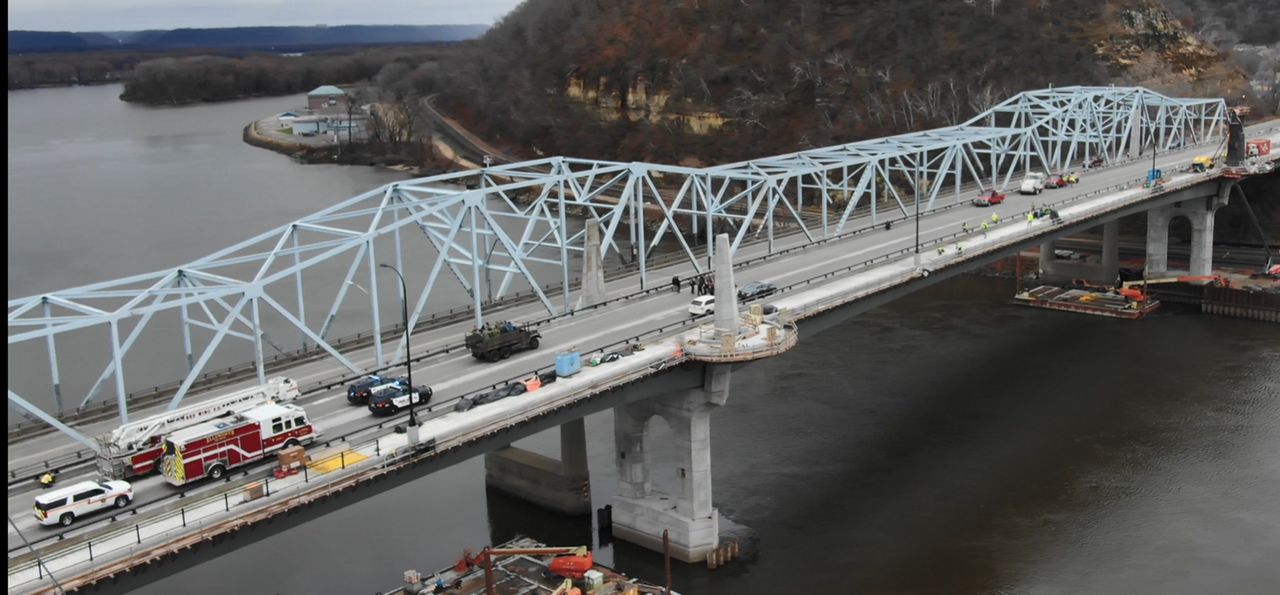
7 86 1224 445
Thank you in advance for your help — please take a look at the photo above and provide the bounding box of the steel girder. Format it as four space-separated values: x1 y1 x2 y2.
7 86 1224 444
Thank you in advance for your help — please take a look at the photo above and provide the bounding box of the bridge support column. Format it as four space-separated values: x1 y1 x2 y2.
1145 209 1171 277
1101 220 1120 281
1038 240 1056 277
1145 187 1230 278
1038 221 1121 285
484 418 591 516
611 364 729 562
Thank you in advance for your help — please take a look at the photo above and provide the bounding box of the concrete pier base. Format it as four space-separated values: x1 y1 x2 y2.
483 418 590 516
611 496 719 563
611 364 730 562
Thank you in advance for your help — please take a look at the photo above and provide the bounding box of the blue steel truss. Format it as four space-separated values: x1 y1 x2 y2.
7 86 1224 448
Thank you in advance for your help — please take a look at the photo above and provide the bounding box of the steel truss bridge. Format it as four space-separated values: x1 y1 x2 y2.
7 86 1225 449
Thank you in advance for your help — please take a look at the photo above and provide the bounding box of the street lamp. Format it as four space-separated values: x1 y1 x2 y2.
913 162 922 267
378 264 417 428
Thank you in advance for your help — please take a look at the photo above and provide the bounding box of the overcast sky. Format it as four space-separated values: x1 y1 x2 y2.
8 0 523 31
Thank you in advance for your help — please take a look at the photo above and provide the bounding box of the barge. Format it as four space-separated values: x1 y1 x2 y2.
386 536 677 595
1014 285 1159 319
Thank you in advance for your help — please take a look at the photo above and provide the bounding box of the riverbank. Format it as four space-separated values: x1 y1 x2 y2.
243 117 455 174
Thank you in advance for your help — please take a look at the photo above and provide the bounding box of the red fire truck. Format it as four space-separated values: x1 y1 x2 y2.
95 377 300 479
159 402 319 486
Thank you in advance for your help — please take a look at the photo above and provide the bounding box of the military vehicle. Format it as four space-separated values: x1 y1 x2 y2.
465 321 541 362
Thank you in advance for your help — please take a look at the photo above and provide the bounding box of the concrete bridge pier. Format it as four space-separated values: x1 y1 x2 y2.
484 418 591 515
611 363 730 562
1038 220 1121 285
1145 185 1230 277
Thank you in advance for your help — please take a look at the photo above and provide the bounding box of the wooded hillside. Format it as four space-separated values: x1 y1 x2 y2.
425 0 1264 164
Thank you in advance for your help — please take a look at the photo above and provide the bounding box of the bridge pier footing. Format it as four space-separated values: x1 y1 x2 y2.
483 418 591 516
611 364 729 562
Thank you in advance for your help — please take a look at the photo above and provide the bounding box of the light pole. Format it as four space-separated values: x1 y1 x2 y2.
913 161 922 267
378 263 417 428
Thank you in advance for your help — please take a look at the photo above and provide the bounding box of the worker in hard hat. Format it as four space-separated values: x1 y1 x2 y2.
990 213 1001 224
981 221 989 237
39 469 58 488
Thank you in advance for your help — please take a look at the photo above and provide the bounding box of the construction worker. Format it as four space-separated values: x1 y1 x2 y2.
990 213 1001 225
981 221 989 237
937 246 945 255
962 222 970 234
1027 211 1036 226
955 243 963 254
39 469 57 487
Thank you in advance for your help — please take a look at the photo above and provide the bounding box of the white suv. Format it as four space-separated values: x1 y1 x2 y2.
34 480 133 527
688 295 715 316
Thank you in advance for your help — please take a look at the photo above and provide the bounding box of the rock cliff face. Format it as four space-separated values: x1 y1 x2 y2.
433 0 1258 163
566 75 726 133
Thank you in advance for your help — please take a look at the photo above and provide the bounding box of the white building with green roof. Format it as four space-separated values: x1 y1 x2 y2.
307 85 348 111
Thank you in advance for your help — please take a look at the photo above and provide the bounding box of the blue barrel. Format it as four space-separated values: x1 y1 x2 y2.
556 351 582 377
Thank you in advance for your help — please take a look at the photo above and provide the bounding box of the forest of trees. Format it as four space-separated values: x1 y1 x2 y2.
416 0 1268 165
118 46 455 105
9 50 150 89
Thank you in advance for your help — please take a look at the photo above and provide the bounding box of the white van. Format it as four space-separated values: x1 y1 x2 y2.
34 479 133 527
688 295 715 316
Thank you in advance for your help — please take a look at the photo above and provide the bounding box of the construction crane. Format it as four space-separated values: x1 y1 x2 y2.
1120 275 1231 289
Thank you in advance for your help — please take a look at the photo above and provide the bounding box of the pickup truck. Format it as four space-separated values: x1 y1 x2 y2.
1019 172 1047 195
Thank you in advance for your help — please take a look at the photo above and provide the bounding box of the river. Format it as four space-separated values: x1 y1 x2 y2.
7 85 1279 594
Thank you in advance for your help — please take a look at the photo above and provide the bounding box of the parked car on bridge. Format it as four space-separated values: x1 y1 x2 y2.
347 375 408 404
737 281 777 301
34 479 133 527
972 190 1006 207
367 384 432 415
1019 172 1047 195
688 295 715 316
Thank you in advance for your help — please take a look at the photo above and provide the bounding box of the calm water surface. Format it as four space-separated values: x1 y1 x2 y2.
7 86 1279 594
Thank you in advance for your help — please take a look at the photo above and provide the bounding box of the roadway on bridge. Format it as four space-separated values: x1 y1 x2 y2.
8 124 1274 550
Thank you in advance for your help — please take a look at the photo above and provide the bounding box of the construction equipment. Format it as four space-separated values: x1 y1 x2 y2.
472 545 594 580
1190 155 1216 173
1121 275 1232 289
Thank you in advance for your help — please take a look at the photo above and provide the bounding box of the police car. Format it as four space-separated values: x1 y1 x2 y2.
367 384 433 415
34 479 133 527
347 375 409 404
